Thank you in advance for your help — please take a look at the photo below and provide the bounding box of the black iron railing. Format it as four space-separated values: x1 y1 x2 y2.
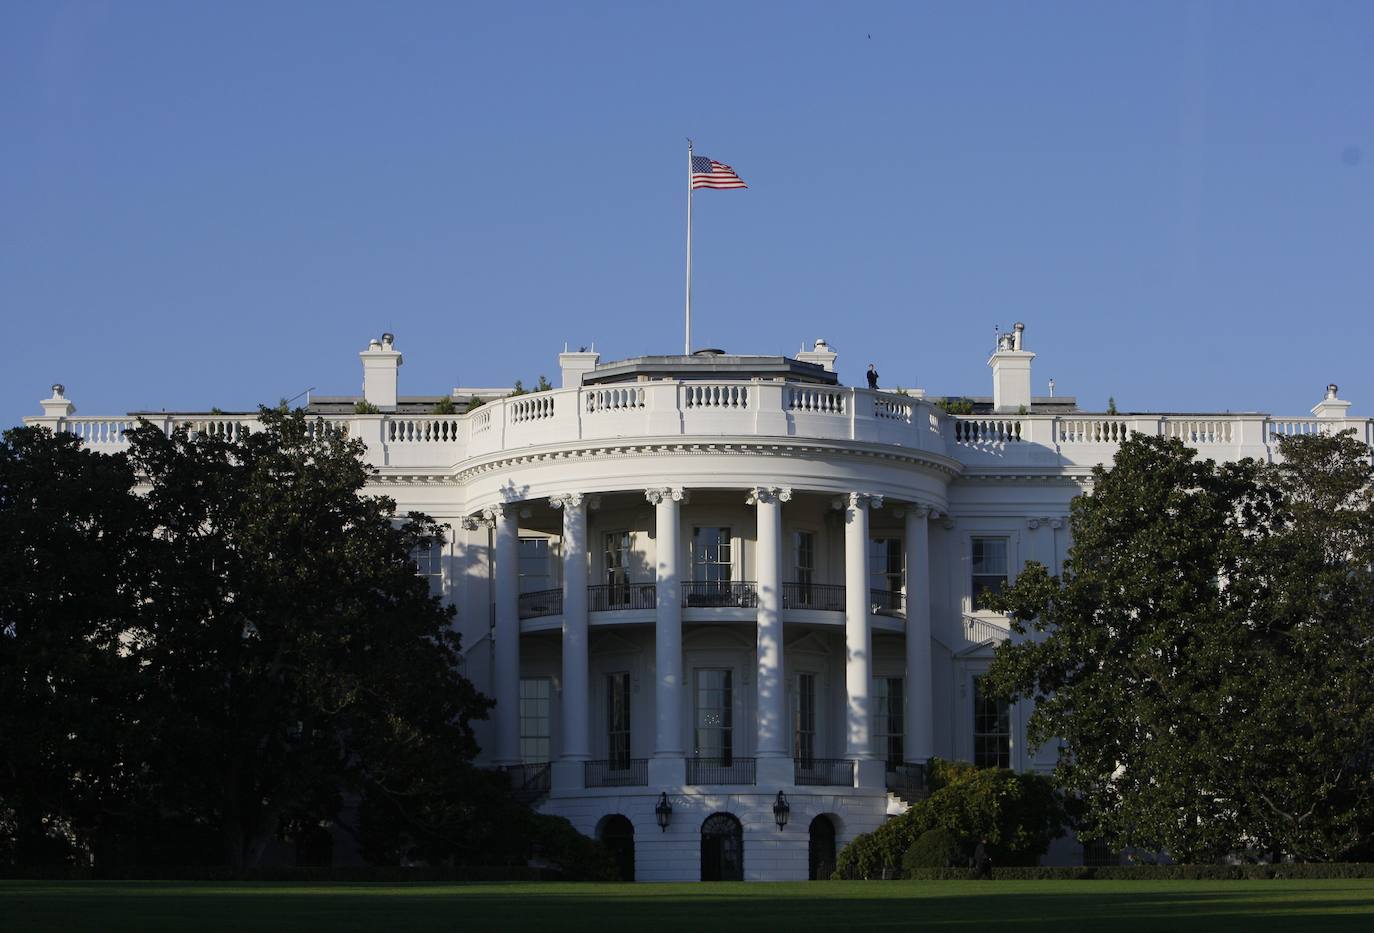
782 582 846 611
687 757 756 785
794 758 856 787
584 758 649 787
518 588 563 619
870 588 906 617
682 581 758 609
501 762 552 806
587 583 657 612
886 762 929 801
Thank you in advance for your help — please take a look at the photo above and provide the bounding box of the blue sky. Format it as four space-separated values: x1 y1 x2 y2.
2 1 1371 426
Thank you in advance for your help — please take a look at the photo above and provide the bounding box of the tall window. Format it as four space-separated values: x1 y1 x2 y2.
870 538 903 594
519 677 552 763
971 537 1008 610
694 669 733 763
413 539 443 595
518 537 552 594
692 527 733 586
873 677 904 768
973 676 1010 768
606 672 631 769
604 531 632 606
792 531 816 606
793 672 816 765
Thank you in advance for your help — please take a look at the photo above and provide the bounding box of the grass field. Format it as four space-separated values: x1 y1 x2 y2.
4 879 1374 932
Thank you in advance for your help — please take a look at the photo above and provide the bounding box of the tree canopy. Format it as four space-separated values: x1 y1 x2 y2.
0 411 494 869
983 431 1374 862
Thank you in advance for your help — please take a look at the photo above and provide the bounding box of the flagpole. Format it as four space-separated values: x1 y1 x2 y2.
684 138 693 356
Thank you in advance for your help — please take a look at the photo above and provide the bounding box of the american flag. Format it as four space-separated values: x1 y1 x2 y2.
691 155 748 190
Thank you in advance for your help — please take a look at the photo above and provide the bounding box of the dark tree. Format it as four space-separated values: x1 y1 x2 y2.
984 432 1374 861
0 427 151 866
125 408 491 867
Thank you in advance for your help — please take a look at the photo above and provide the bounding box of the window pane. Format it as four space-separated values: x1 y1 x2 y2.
519 677 552 763
519 537 552 594
694 669 733 762
972 676 1010 769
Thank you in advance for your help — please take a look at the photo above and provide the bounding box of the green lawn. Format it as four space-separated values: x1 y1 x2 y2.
4 879 1374 932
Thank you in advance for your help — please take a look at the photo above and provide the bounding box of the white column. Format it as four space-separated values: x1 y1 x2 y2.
488 503 521 766
647 487 687 785
841 492 882 763
752 487 790 765
552 493 590 767
904 506 934 766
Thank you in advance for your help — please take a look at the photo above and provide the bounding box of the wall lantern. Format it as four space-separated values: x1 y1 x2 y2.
773 791 790 830
655 792 673 832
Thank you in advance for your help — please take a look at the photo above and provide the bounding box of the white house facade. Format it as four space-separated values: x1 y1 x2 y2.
24 325 1373 881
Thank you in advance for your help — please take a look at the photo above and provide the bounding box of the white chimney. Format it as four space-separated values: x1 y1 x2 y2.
1311 383 1352 420
360 333 403 409
559 346 601 388
988 322 1034 412
797 338 838 373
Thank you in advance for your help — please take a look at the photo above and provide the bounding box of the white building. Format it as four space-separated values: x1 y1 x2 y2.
24 326 1372 881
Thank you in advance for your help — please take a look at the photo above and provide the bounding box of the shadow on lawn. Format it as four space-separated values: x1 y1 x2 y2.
4 883 1374 933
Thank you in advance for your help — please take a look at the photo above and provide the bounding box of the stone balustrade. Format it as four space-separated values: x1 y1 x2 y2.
29 383 1374 471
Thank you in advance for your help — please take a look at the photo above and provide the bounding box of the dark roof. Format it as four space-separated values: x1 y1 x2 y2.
583 352 838 386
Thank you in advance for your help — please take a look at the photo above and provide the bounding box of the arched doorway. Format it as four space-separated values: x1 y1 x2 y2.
596 814 635 882
808 815 837 880
701 812 744 881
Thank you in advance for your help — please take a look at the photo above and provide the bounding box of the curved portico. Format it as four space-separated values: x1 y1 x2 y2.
464 472 949 798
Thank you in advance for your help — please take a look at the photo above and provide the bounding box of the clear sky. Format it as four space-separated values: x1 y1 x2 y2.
2 1 1371 427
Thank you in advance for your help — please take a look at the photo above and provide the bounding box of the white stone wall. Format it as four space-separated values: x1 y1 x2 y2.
540 788 889 882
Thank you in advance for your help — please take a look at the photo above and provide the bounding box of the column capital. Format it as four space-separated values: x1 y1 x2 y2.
893 503 933 520
833 492 883 511
481 502 520 523
645 486 689 505
461 514 492 531
549 492 583 510
746 486 792 505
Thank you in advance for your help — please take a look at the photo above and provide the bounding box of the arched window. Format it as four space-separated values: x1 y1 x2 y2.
596 814 635 882
808 814 837 880
700 812 744 881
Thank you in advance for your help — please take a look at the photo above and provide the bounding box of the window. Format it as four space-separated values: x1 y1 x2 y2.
605 531 632 607
870 538 903 594
972 537 1008 610
692 527 733 585
413 539 443 595
793 672 816 765
973 676 1010 768
519 677 552 763
873 677 904 768
606 672 631 769
792 531 816 606
694 669 733 763
518 537 552 594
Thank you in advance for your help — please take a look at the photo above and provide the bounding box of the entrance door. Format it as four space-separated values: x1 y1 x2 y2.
808 815 837 880
701 813 743 881
597 814 635 882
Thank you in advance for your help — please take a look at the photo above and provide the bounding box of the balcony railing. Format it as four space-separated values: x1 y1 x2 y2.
518 588 563 620
794 758 856 787
871 588 905 617
887 762 930 801
584 758 648 787
588 582 657 612
682 581 758 609
500 762 552 806
782 582 846 612
687 757 756 785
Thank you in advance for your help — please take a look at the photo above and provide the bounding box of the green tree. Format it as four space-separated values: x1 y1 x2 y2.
0 427 151 866
984 431 1374 861
125 408 492 867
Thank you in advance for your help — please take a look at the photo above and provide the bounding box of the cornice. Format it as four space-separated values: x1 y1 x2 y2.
450 436 966 485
